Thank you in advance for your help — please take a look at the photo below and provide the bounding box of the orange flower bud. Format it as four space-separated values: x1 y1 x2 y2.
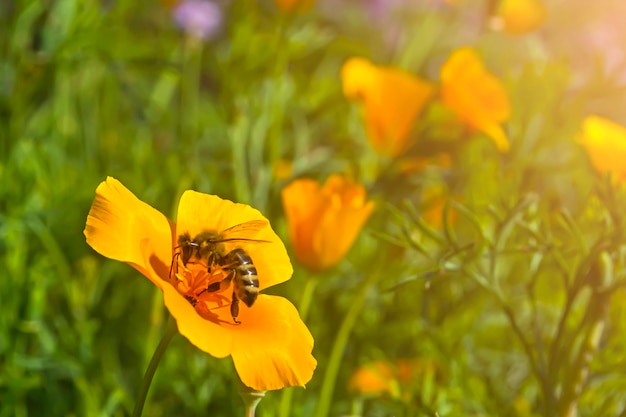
281 175 375 272
440 47 511 152
349 358 442 401
578 115 626 183
349 361 398 398
342 57 434 157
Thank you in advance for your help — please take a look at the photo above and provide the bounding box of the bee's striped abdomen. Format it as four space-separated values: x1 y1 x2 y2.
227 248 260 307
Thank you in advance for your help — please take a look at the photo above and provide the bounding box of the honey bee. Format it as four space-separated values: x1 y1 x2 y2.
171 220 269 324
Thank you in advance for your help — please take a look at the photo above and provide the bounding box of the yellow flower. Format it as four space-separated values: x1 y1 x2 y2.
492 0 546 35
578 115 626 183
84 177 316 390
440 47 511 152
281 174 375 272
274 0 315 13
342 57 435 157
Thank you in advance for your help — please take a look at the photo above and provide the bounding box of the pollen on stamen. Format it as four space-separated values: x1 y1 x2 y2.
171 258 236 324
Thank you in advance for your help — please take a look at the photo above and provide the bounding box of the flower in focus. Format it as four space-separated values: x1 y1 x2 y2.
173 0 223 40
349 358 443 402
342 57 435 157
440 47 511 152
84 177 316 390
281 174 375 272
274 0 316 13
490 0 546 35
578 115 626 183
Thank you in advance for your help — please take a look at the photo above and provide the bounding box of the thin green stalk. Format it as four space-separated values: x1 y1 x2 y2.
132 317 178 417
278 276 319 417
238 379 266 417
267 14 289 164
230 111 252 204
313 271 381 417
297 276 319 321
183 38 203 171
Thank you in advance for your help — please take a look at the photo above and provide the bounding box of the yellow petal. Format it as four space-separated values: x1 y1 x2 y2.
282 175 375 272
176 191 293 290
162 275 235 358
579 115 626 182
341 58 378 100
230 295 317 390
342 57 434 157
440 48 511 152
440 47 485 83
83 177 174 288
495 0 546 35
313 198 375 270
281 179 326 270
481 122 511 152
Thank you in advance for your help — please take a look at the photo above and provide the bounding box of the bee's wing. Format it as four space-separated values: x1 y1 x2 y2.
220 220 270 242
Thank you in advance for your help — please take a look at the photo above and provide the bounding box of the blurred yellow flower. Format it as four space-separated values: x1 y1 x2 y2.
492 0 546 35
342 57 435 157
349 358 442 401
281 174 375 272
274 0 315 12
440 47 511 152
578 115 626 183
84 177 316 390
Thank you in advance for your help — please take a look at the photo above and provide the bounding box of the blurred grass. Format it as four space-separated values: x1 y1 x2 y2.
2 0 626 416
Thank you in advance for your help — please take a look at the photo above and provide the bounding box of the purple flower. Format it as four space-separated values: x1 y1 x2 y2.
173 0 223 40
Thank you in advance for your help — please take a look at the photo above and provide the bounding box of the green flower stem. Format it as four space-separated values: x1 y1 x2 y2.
182 38 202 171
297 276 319 322
278 276 319 417
185 38 201 131
132 317 178 417
238 379 266 417
268 14 289 165
314 271 381 417
230 110 252 204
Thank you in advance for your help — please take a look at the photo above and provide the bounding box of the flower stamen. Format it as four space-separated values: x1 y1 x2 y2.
171 252 240 324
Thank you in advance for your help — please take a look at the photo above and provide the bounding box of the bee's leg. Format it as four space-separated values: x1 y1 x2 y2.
184 295 198 307
169 252 180 281
220 269 235 291
207 252 221 274
203 281 221 294
231 290 241 324
181 250 192 267
197 269 235 296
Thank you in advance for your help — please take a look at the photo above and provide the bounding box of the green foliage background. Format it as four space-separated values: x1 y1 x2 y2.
2 0 626 416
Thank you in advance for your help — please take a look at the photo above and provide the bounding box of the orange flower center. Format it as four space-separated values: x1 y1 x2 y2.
169 253 238 325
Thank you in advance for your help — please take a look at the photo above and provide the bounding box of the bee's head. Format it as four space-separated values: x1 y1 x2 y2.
177 233 191 247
